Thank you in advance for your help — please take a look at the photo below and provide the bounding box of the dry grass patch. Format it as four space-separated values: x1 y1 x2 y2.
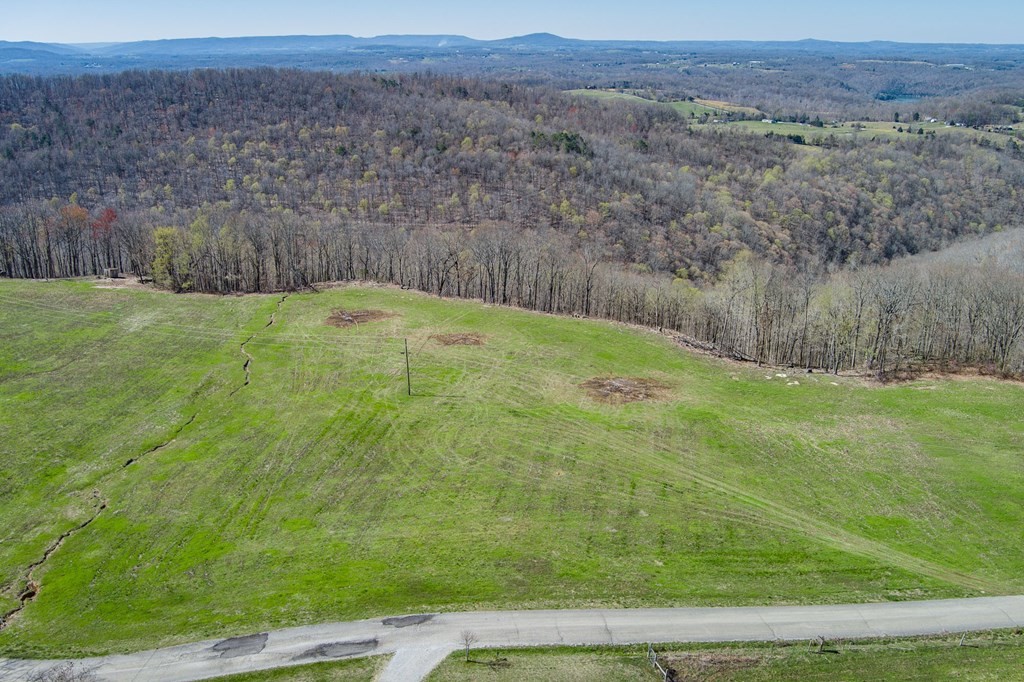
326 309 395 328
693 97 763 116
663 651 763 680
431 333 486 346
581 377 668 404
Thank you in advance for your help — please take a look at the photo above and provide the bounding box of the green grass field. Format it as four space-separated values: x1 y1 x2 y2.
711 119 1019 145
569 87 1015 144
567 88 1020 145
427 631 1024 681
0 280 1022 658
565 89 724 118
211 656 386 682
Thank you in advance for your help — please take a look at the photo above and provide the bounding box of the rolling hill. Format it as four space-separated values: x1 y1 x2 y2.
0 279 1021 657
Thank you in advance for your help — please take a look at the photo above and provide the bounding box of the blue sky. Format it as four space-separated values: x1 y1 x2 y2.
4 0 1023 44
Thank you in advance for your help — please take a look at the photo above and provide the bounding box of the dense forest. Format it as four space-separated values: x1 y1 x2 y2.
2 70 1023 274
1 69 1022 375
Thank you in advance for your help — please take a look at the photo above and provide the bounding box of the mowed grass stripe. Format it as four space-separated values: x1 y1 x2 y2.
0 280 1020 657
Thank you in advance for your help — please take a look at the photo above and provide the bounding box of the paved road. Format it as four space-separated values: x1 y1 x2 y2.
2 596 1022 682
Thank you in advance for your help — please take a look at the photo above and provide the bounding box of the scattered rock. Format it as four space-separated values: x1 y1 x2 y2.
326 310 395 328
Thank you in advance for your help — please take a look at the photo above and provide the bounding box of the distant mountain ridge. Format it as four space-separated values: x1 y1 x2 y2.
1 33 581 57
0 40 85 54
8 33 1024 55
1 33 1022 75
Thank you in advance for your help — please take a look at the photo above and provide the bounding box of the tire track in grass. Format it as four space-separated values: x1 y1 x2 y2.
500 348 1002 592
231 334 402 539
356 324 1000 594
586 420 998 592
402 343 1000 594
508 398 999 593
0 292 293 634
373 344 785 555
672 460 998 593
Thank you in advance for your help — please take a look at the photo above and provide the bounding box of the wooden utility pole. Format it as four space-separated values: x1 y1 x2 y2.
403 338 412 396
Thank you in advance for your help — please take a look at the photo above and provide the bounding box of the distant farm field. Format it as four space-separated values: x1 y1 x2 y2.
711 119 1019 144
691 98 762 116
0 280 1022 657
567 88 1020 144
566 89 724 117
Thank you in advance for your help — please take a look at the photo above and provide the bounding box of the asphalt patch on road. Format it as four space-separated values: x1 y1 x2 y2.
297 639 379 660
212 633 269 658
382 613 436 628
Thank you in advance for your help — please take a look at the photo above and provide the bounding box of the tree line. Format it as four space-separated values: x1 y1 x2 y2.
2 202 1020 377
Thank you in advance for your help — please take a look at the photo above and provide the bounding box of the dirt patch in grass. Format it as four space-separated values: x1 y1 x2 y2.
581 377 668 404
431 333 486 346
326 309 395 328
662 652 763 680
94 277 156 291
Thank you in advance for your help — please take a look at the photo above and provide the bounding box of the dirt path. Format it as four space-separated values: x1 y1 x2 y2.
2 596 1022 682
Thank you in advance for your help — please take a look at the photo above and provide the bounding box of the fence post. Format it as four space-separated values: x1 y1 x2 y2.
646 643 669 681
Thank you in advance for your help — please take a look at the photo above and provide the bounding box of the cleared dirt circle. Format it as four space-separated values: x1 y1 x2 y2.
326 309 395 328
430 333 486 346
580 377 668 404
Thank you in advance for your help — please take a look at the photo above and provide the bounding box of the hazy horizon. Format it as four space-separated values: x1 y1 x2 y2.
4 0 1024 45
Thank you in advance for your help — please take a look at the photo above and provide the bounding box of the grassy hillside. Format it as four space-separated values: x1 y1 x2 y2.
0 280 1022 657
567 90 766 119
566 89 725 117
